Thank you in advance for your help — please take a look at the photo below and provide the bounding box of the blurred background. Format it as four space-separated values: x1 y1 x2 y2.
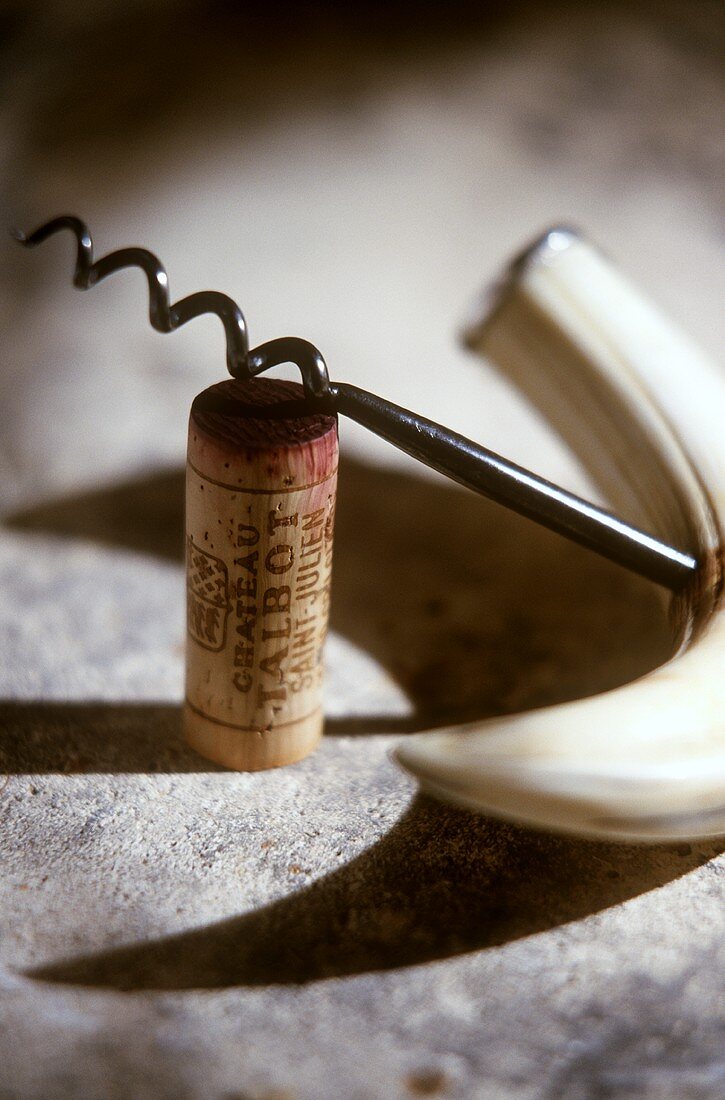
1 0 722 510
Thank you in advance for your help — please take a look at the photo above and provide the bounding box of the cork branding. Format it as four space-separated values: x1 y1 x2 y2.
185 463 336 733
230 506 333 709
186 538 232 651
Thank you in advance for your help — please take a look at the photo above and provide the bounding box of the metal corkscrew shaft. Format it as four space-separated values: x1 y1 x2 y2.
331 383 697 590
13 214 698 592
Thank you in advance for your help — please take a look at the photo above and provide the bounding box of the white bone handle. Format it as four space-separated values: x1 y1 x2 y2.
394 229 724 841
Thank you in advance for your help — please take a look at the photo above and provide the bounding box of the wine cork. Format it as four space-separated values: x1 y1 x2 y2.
184 377 338 770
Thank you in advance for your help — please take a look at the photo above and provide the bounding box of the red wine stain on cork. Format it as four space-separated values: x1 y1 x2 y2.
191 379 335 448
190 378 337 484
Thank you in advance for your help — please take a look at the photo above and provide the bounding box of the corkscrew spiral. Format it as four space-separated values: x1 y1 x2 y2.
12 215 331 398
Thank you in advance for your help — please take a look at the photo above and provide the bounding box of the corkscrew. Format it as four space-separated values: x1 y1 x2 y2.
13 214 697 592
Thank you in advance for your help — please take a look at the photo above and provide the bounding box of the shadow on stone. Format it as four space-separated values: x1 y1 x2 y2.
0 701 425 773
27 793 721 990
4 468 186 562
5 460 717 987
0 702 200 774
5 452 673 743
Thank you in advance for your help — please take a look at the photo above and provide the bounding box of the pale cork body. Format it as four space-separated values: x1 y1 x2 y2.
184 378 338 770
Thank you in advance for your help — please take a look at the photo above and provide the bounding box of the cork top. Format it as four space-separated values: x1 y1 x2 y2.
190 378 336 451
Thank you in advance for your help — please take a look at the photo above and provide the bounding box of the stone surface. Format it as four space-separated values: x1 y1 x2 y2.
0 2 723 1098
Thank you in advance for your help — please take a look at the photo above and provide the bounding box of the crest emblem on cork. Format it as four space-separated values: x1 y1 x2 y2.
186 537 231 651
